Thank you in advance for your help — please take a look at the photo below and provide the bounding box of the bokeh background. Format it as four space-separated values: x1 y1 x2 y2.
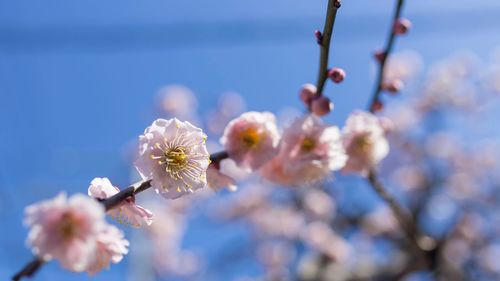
1 0 500 280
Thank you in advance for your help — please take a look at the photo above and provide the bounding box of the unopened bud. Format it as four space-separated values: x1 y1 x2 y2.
311 96 333 116
383 79 404 93
328 67 346 83
314 30 323 44
300 84 317 106
374 50 386 63
371 100 383 113
394 18 412 35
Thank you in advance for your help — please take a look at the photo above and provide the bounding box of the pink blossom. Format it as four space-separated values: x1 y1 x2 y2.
206 163 238 192
260 155 293 186
85 225 129 275
88 177 153 227
24 193 106 272
383 51 422 86
269 114 347 186
220 111 280 171
341 111 390 174
135 118 210 199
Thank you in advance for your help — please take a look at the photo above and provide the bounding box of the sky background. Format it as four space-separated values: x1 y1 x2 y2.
1 0 500 280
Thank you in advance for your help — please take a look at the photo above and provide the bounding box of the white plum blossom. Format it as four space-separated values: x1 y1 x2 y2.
85 225 129 275
262 114 347 186
341 110 390 175
221 111 280 171
135 118 210 199
24 193 106 272
88 177 153 227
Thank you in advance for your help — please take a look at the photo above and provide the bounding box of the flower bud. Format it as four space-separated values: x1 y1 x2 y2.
382 79 404 94
299 84 317 106
374 50 386 63
328 67 346 83
314 30 323 44
394 18 412 35
311 96 333 116
371 100 383 113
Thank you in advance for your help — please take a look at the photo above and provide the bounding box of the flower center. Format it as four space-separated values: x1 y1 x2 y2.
58 212 78 240
241 128 260 148
165 147 189 168
353 135 373 154
301 137 316 152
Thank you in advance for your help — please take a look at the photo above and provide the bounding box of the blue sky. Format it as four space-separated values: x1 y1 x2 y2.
1 0 500 280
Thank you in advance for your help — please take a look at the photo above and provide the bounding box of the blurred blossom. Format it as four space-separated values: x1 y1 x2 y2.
216 184 270 219
219 158 252 181
206 92 247 135
425 132 458 160
341 111 390 175
142 200 200 277
88 177 153 227
303 189 336 221
250 206 305 239
391 165 426 191
85 225 129 275
277 106 303 129
24 193 108 272
135 118 210 199
443 238 471 268
383 50 423 85
419 52 481 111
362 206 399 236
383 103 421 131
454 212 486 243
156 85 198 117
477 244 500 274
221 111 280 171
301 222 352 262
444 172 479 201
219 91 247 117
257 241 295 280
207 163 238 192
481 65 500 95
264 114 346 186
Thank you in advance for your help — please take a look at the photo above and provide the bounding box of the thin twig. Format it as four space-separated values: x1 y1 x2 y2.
101 179 152 211
210 151 229 164
12 257 45 281
315 0 341 96
368 0 405 112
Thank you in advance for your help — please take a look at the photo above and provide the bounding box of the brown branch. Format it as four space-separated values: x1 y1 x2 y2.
315 0 341 96
12 257 45 281
210 151 229 164
368 0 405 112
367 169 428 266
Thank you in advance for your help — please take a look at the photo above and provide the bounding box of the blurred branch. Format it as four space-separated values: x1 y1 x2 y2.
315 0 341 96
368 0 405 112
12 258 45 281
210 151 229 164
367 169 429 266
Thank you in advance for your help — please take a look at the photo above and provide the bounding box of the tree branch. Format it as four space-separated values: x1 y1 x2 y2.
315 0 341 96
367 169 428 265
368 0 405 112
